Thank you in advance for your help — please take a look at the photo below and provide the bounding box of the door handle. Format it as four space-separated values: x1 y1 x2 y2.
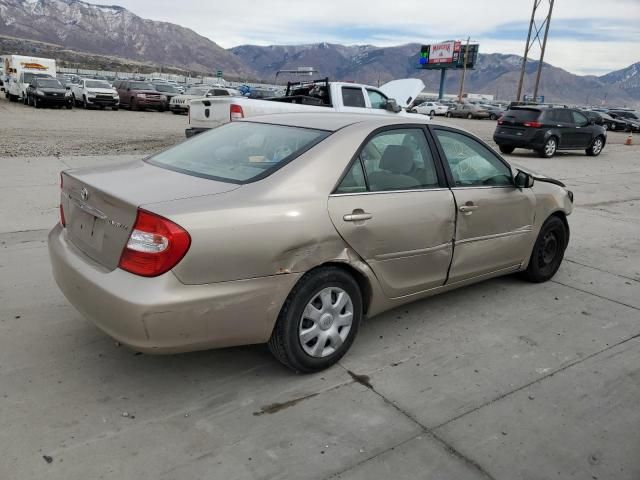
459 204 478 213
343 212 373 222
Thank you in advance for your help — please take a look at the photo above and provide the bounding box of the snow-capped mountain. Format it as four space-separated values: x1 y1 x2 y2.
1 0 638 106
0 0 253 76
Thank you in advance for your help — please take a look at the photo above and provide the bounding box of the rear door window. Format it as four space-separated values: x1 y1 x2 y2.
342 87 366 108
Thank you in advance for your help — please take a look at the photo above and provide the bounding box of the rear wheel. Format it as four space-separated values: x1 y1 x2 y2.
467 113 473 119
499 145 515 154
268 267 362 373
489 113 497 120
586 136 604 156
446 112 451 118
521 216 567 283
538 137 557 158
603 123 609 131
430 110 436 116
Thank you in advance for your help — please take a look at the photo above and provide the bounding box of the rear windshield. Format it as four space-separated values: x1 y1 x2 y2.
147 122 330 183
503 109 542 121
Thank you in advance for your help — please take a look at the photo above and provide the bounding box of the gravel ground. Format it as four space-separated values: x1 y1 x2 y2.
0 96 186 157
1 95 634 158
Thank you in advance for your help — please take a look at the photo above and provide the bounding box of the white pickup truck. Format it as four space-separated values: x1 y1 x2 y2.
185 78 424 137
70 78 120 110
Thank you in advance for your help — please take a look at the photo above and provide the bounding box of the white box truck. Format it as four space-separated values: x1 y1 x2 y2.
3 55 56 103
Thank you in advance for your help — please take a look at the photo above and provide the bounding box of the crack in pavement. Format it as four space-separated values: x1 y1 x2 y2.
564 258 640 283
551 279 640 311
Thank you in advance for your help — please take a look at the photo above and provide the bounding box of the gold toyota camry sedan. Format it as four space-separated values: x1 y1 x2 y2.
49 112 573 372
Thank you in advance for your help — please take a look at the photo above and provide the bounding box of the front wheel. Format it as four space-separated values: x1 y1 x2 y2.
521 216 568 283
538 137 557 158
83 96 89 109
33 97 40 109
467 113 473 119
499 145 515 154
586 136 604 156
65 103 73 110
112 106 119 111
430 110 435 116
446 112 451 118
268 267 362 373
490 113 497 120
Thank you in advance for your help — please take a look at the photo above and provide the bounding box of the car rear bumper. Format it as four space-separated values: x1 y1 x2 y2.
493 129 547 149
185 127 211 138
48 224 300 354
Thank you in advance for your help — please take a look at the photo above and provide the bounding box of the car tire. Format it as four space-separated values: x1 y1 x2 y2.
490 113 497 120
112 106 119 111
33 97 40 109
66 103 73 110
171 110 181 115
268 266 362 373
22 94 28 105
538 137 557 158
521 216 567 283
586 136 604 156
83 96 90 109
603 123 609 131
445 112 451 118
430 110 436 116
467 113 473 119
499 145 515 154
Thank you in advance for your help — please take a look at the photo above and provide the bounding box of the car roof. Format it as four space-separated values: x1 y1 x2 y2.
241 112 432 132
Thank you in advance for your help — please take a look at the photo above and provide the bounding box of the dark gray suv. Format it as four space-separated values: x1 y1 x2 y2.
494 106 607 158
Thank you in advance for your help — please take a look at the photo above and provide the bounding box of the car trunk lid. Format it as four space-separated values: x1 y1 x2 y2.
61 160 239 271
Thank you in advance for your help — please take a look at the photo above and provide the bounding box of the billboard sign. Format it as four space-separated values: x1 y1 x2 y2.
419 42 478 70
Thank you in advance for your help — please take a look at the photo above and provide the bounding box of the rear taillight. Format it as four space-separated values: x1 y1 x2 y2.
59 173 66 227
230 104 244 121
523 121 543 128
497 116 504 124
118 209 191 277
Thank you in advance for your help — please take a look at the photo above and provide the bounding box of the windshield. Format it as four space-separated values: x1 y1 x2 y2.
147 122 330 183
37 79 63 88
185 87 209 96
129 82 154 90
86 80 111 89
154 84 178 93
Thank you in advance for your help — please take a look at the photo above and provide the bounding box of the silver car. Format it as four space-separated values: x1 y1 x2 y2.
49 113 573 372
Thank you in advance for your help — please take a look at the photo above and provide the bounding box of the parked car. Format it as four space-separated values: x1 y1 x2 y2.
71 78 120 110
479 104 505 120
170 86 247 115
609 110 640 132
114 80 167 111
414 101 449 116
494 106 606 158
582 110 628 131
49 113 573 372
152 82 183 103
445 103 490 119
26 77 73 109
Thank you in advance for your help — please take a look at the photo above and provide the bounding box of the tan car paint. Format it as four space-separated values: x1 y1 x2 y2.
49 113 573 354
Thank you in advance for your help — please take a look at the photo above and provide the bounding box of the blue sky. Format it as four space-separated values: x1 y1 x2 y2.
113 0 640 75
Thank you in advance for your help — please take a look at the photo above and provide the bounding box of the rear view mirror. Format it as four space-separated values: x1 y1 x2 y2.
514 170 534 189
385 98 402 113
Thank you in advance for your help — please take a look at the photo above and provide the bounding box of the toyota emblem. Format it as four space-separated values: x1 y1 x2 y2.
80 187 89 201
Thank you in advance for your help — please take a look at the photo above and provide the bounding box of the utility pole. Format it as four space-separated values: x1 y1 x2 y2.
458 36 470 102
516 0 554 102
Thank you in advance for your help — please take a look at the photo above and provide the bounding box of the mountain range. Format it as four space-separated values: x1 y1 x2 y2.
1 0 639 107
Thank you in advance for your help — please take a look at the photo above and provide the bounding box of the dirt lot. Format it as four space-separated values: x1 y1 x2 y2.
0 99 185 157
1 95 639 480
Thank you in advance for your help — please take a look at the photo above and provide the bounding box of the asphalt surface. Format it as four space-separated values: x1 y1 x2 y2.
1 98 639 480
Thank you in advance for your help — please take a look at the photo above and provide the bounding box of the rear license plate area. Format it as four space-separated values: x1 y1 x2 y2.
68 202 105 250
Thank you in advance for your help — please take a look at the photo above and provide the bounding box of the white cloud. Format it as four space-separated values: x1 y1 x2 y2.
110 0 640 74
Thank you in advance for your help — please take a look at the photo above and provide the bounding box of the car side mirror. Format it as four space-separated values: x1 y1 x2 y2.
514 170 534 189
385 98 402 113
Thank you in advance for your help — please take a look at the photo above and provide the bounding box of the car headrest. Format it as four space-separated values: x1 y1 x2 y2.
380 145 414 174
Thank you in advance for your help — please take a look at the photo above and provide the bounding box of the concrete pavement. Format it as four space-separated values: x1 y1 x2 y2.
1 111 639 480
